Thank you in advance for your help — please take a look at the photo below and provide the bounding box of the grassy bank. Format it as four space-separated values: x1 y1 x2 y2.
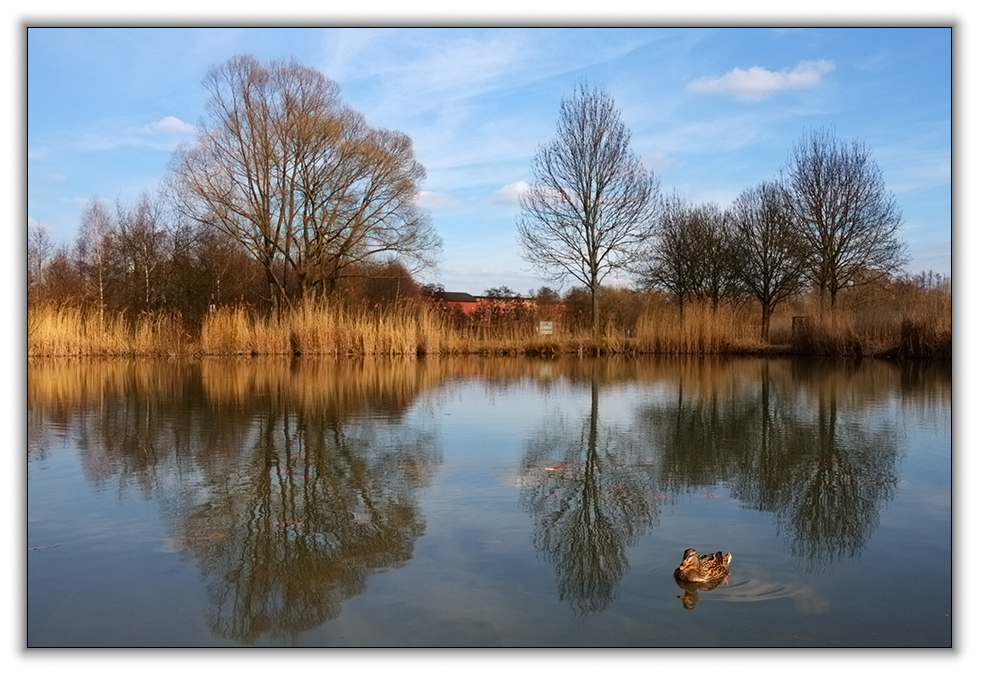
27 294 950 359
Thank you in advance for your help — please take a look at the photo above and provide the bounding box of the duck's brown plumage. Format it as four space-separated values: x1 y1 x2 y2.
673 548 732 584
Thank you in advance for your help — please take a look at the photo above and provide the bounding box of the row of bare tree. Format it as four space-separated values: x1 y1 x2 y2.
27 190 422 327
642 130 908 339
517 84 910 340
29 192 260 325
30 62 914 343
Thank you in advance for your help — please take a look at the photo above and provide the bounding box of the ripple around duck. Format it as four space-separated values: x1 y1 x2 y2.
715 579 803 602
695 577 802 604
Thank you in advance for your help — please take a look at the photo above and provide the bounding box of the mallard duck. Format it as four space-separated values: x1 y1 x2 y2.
673 548 732 584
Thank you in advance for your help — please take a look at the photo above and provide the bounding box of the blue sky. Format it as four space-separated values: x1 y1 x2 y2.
27 26 952 294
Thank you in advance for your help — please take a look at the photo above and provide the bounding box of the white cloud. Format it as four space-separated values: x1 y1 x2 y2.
123 115 198 150
415 191 463 210
140 115 197 136
492 181 530 205
687 59 835 101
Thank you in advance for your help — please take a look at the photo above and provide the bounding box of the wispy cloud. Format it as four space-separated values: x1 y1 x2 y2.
415 191 464 211
645 114 771 156
491 181 530 205
319 28 667 198
323 28 659 114
320 29 536 118
55 115 199 155
687 59 835 101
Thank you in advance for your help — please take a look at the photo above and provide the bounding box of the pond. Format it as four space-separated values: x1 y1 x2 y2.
27 356 951 647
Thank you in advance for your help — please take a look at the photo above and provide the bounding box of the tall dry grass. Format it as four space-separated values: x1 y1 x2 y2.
28 303 196 357
199 301 466 356
785 278 951 358
28 279 951 359
633 300 763 354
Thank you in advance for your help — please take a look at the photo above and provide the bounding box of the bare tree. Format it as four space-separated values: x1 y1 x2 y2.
785 128 909 308
517 83 660 335
638 193 689 314
296 120 438 295
169 55 285 310
169 55 439 314
114 192 170 311
639 194 739 315
730 181 806 341
74 199 115 324
686 202 740 309
27 220 52 304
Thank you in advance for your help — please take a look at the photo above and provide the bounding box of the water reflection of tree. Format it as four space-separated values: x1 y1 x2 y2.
651 359 761 491
518 375 659 614
27 358 441 644
28 357 945 626
639 358 902 571
754 365 900 569
183 402 438 644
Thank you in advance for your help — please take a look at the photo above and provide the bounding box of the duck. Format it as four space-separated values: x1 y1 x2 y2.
673 548 732 585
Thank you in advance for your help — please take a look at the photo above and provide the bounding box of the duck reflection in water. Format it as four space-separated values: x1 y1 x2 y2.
673 548 732 610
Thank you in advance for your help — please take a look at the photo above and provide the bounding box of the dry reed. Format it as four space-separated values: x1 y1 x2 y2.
786 280 951 358
28 283 950 359
633 301 763 354
28 303 195 357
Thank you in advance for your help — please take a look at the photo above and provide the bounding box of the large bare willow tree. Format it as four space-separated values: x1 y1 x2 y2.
517 83 660 335
785 128 908 308
169 55 440 313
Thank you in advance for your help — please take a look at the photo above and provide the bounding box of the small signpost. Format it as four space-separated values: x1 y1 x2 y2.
539 321 554 336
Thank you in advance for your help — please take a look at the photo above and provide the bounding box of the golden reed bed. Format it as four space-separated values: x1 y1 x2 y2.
27 292 950 360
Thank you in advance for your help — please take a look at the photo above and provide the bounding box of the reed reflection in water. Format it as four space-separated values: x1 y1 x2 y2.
27 356 951 646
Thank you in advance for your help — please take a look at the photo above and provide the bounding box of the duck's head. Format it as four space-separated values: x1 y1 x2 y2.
677 548 698 570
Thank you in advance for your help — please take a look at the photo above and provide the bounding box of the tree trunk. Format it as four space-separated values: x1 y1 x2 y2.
591 285 600 338
97 260 105 329
761 302 772 342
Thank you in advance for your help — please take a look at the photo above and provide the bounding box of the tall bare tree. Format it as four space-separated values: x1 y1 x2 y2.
114 192 170 311
169 55 439 314
639 194 739 315
730 181 806 341
74 199 115 324
517 83 660 335
169 55 285 310
785 128 909 308
27 220 53 304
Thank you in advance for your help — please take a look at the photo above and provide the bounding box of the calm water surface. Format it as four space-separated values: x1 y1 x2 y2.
27 356 951 647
